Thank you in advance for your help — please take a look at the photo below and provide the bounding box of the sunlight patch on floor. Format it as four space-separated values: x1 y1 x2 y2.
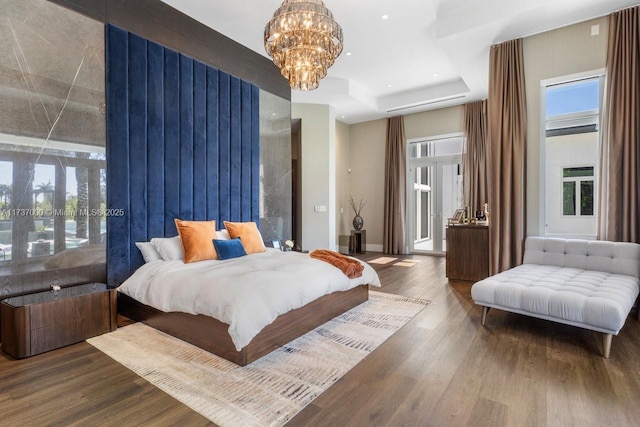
369 257 398 264
394 261 418 267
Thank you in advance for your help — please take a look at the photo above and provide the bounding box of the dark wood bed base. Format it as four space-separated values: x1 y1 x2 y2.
117 284 369 366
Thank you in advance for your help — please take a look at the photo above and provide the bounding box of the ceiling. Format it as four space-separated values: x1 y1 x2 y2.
160 0 639 124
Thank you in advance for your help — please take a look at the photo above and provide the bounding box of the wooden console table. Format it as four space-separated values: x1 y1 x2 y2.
0 283 116 359
446 224 489 282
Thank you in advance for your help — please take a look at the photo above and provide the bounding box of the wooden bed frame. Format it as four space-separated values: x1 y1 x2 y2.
117 284 369 366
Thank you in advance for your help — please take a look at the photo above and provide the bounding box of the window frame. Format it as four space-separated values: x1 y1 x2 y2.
539 69 605 239
561 165 595 217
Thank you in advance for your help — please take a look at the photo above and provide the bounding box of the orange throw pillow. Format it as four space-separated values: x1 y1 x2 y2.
223 221 265 254
175 219 217 263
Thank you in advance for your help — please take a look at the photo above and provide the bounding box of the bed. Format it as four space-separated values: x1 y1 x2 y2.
117 248 381 365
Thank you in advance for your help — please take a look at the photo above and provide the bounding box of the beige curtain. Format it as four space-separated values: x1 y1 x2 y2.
487 39 527 275
463 100 488 215
383 116 407 254
598 6 640 243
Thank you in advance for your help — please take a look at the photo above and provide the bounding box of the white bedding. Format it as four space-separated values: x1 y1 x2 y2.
117 249 381 350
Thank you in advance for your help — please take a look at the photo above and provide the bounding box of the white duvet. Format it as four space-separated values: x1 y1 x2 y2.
118 249 381 350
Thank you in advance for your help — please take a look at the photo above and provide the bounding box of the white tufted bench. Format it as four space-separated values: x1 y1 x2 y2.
471 237 640 357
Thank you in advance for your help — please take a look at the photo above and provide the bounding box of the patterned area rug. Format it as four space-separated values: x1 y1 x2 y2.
87 291 429 427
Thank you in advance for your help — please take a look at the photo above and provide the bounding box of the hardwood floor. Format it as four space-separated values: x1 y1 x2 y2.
1 253 639 426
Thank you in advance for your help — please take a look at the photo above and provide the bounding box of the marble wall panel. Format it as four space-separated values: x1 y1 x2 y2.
0 0 105 265
0 0 105 146
259 90 292 243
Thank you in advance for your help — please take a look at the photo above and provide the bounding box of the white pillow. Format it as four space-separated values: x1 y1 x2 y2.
135 242 163 263
216 229 230 240
150 236 184 261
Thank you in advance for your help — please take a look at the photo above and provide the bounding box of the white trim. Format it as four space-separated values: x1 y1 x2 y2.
540 68 605 88
539 83 547 236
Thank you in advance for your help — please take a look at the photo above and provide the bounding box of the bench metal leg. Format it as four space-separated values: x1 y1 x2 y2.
602 333 612 358
481 306 490 326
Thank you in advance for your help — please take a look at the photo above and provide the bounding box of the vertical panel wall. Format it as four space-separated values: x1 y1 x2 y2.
106 25 260 286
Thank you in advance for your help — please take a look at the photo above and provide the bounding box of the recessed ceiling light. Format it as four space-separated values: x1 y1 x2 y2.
345 51 352 56
381 14 389 20
272 113 277 116
387 84 393 88
432 73 439 77
341 115 345 119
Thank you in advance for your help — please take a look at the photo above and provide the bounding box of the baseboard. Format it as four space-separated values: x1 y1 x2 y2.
366 244 383 252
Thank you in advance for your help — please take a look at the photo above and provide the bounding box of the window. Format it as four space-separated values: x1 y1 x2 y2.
407 134 463 253
410 137 463 159
546 79 600 137
0 141 106 263
542 71 603 237
562 166 594 216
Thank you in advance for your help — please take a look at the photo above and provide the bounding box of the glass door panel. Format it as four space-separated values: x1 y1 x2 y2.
412 165 433 251
440 162 463 252
408 159 461 254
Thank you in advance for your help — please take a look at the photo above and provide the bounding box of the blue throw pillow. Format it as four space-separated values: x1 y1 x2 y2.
213 237 247 260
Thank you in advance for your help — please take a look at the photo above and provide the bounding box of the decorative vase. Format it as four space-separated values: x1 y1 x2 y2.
352 215 364 231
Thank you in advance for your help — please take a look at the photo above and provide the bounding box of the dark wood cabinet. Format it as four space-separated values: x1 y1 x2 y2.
0 283 116 359
446 225 489 282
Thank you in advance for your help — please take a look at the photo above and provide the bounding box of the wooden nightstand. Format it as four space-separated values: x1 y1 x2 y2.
0 283 116 359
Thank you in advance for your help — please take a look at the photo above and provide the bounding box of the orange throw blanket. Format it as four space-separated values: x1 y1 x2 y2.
310 249 364 279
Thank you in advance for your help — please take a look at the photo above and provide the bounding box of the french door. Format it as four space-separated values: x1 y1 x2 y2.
407 151 462 254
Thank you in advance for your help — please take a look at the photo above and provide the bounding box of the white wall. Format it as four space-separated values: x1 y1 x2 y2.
292 103 336 251
544 132 599 236
335 120 351 238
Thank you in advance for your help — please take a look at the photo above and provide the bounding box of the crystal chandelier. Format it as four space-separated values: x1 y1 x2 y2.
264 0 343 91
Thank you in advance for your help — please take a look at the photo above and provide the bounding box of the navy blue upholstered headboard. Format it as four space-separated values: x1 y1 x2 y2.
106 25 260 287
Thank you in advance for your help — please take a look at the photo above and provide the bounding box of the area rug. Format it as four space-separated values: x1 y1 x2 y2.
87 291 429 427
